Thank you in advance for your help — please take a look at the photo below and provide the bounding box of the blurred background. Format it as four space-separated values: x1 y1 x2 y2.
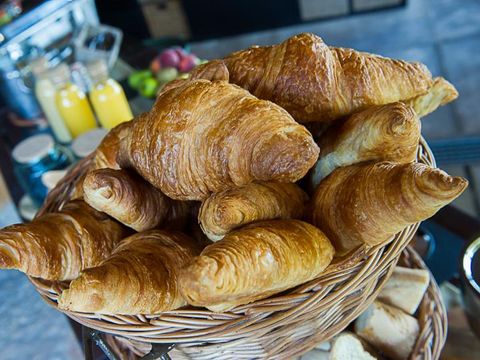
0 0 478 358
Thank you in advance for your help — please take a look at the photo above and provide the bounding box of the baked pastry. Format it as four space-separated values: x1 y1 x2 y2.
377 266 430 314
71 120 134 200
198 182 308 241
94 120 133 170
355 301 419 360
58 230 204 314
405 77 458 117
179 219 334 311
223 33 432 123
310 102 420 187
160 59 230 95
83 168 177 232
312 162 468 255
0 200 129 280
330 332 378 360
118 80 319 200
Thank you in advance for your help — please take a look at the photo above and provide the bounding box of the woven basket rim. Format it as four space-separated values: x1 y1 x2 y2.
28 137 446 359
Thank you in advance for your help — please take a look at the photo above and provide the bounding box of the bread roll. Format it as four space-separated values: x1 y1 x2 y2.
355 301 419 360
179 219 334 312
330 332 377 360
377 266 430 314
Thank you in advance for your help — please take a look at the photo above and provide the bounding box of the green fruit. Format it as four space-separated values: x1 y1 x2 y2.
128 70 153 90
139 78 159 98
177 73 190 80
156 67 178 84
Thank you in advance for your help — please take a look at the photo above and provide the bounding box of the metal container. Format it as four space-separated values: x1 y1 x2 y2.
461 236 480 338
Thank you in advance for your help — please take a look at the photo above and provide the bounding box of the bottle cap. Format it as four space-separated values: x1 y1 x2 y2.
49 63 71 87
86 58 109 84
30 57 48 77
12 134 55 164
71 128 108 158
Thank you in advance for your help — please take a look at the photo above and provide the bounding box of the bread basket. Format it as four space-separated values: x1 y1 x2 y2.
29 137 446 359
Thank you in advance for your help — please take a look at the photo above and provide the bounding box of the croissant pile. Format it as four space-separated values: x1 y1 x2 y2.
0 33 467 316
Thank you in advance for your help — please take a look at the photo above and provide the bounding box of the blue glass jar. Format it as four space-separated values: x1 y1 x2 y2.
12 134 73 206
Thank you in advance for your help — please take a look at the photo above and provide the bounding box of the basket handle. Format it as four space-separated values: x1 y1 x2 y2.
82 326 175 360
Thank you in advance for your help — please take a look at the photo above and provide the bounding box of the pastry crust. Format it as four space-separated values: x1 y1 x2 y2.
120 80 319 200
83 168 175 231
312 162 468 255
0 200 130 280
59 230 204 314
404 77 458 117
224 33 432 123
311 102 420 187
198 182 308 241
179 219 334 312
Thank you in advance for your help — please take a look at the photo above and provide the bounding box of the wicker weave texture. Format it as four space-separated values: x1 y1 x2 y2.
29 138 446 359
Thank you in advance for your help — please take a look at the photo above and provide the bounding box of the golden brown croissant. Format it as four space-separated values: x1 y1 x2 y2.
160 60 230 95
119 80 319 200
179 219 334 312
198 182 308 241
312 162 468 255
83 168 178 232
404 77 458 117
0 200 130 280
71 120 134 200
59 230 204 314
223 33 432 123
310 102 420 188
94 120 133 170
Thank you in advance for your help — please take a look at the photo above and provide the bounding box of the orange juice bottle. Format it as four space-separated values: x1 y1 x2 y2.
87 59 133 129
53 64 97 139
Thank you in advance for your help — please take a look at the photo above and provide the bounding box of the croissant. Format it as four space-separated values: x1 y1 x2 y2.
0 200 130 280
118 80 319 200
160 60 230 95
83 168 178 232
223 33 432 123
312 162 468 255
179 219 334 312
198 182 308 241
59 230 203 314
71 120 134 200
404 77 458 117
310 102 420 187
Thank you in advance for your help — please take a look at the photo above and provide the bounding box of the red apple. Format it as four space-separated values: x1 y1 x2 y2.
172 46 188 60
159 49 180 68
178 54 199 73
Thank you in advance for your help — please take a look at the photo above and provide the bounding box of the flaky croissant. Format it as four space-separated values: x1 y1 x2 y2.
312 162 468 255
83 168 179 232
59 230 204 314
118 80 319 200
310 102 420 187
94 120 133 170
179 219 334 312
0 201 129 280
404 77 458 117
198 182 308 241
223 33 432 123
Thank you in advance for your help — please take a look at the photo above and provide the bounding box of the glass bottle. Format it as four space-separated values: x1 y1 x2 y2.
53 64 97 139
87 59 133 129
31 61 72 144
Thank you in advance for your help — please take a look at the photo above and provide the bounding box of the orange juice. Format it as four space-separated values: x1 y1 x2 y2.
55 83 97 138
87 59 133 129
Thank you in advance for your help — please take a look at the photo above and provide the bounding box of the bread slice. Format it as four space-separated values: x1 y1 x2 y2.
377 266 430 314
329 332 377 360
355 301 419 360
301 349 329 360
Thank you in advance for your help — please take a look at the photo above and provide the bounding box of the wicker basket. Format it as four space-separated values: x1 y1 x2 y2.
29 137 446 359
